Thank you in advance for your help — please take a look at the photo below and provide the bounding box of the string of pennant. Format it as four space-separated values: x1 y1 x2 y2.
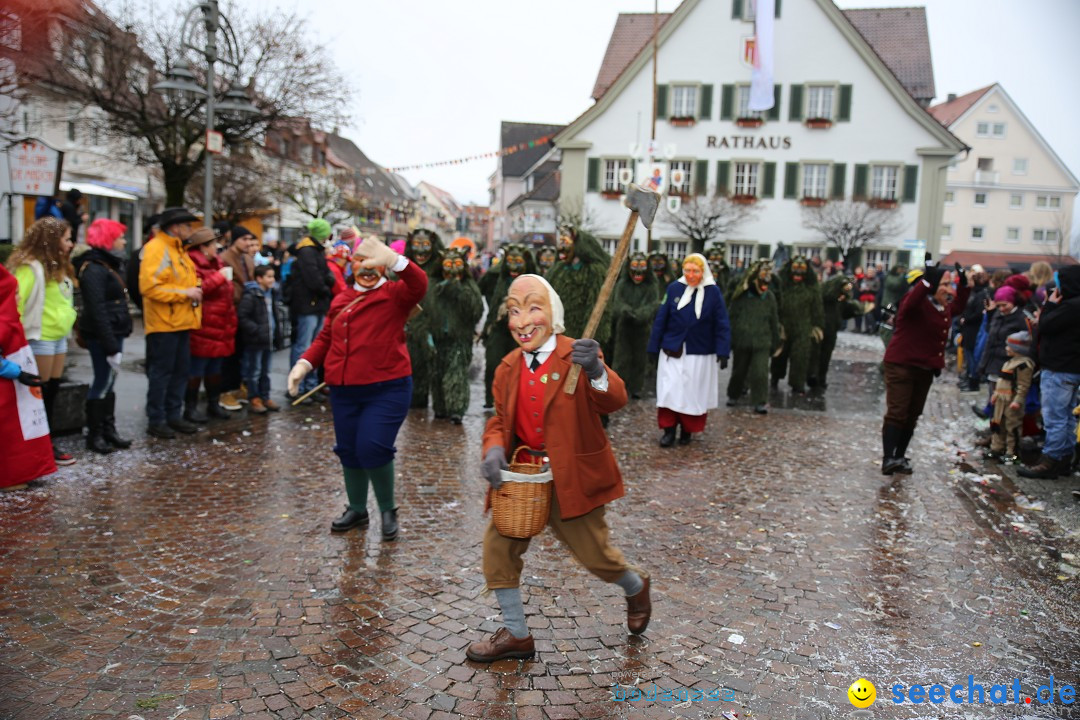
383 133 555 173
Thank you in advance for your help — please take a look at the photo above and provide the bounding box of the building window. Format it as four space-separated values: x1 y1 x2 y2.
733 162 759 197
740 0 756 21
992 123 1006 137
663 240 689 259
865 249 891 271
977 157 994 171
1035 195 1061 209
941 224 952 240
737 85 763 119
870 165 899 200
944 191 955 205
600 237 619 255
975 122 989 137
974 192 987 207
671 85 698 118
1010 194 1023 209
603 158 631 192
1013 158 1028 175
67 121 76 142
1033 229 1060 245
987 104 999 113
1006 227 1020 243
805 85 835 120
971 226 984 240
728 243 756 268
802 163 829 198
668 160 693 196
794 246 822 258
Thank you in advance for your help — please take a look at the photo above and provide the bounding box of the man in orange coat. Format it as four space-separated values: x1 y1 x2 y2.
466 274 651 663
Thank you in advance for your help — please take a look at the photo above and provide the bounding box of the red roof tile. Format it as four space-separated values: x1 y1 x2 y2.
591 13 671 100
927 85 994 127
843 7 936 102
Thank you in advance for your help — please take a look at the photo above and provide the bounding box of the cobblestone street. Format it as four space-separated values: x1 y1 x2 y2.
1 334 1078 720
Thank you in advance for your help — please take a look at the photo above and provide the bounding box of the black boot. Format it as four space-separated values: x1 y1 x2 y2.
381 508 399 541
101 392 132 448
84 399 114 455
678 427 693 445
659 427 677 448
331 505 369 532
184 381 209 424
881 424 905 475
894 427 914 474
204 375 231 420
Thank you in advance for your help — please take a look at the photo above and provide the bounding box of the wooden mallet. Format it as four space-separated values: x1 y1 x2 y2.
563 183 660 394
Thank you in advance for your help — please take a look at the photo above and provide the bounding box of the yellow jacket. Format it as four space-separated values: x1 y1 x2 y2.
139 230 202 334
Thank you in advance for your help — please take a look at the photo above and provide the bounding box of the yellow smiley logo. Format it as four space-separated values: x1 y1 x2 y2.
848 678 876 708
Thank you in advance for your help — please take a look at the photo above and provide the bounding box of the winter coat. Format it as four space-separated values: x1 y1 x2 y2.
219 245 255 304
74 248 132 355
327 259 347 297
187 248 237 358
138 231 202 335
884 278 970 371
237 284 282 351
647 282 731 358
881 271 908 309
1035 266 1080 373
286 237 334 317
976 307 1028 379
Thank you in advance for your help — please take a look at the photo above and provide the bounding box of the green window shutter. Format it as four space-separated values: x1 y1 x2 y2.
831 163 846 199
774 0 782 17
716 161 731 194
757 244 771 259
587 158 600 192
767 84 781 121
694 159 708 195
838 84 852 122
762 162 776 199
720 84 735 121
784 162 799 199
853 163 869 199
902 164 918 202
732 0 743 19
789 84 804 121
656 84 669 120
699 84 713 120
896 250 911 268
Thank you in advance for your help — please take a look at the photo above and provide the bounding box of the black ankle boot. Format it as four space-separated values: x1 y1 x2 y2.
659 427 677 448
381 508 399 541
881 424 905 475
204 376 231 419
184 384 209 424
678 427 692 445
85 399 114 455
101 392 132 448
331 505 369 532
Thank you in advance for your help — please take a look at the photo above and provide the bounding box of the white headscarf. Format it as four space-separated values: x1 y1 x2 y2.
511 273 565 334
676 253 716 318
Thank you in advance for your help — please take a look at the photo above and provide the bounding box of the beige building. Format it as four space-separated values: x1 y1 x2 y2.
930 84 1078 269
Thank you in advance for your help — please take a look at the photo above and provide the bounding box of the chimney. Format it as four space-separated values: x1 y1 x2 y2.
947 93 957 102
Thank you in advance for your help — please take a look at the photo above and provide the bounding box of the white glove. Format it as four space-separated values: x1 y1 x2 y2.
219 266 233 282
356 235 399 269
107 353 122 371
287 359 312 396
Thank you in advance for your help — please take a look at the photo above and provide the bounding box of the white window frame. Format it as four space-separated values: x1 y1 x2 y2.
599 237 619 255
733 161 761 197
805 85 836 121
865 249 892 271
944 191 955 205
801 163 829 199
663 239 689 259
1005 227 1020 243
1012 158 1028 175
973 192 987 207
794 245 823 259
736 84 763 119
975 122 990 137
740 0 757 21
670 84 699 119
1009 194 1023 209
987 104 999 113
870 165 900 201
992 123 1006 137
602 158 632 193
1035 195 1062 210
941 224 952 240
727 243 757 267
971 226 984 241
1033 229 1059 245
668 160 693 196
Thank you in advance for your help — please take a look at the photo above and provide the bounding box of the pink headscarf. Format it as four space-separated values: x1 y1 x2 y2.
86 218 127 251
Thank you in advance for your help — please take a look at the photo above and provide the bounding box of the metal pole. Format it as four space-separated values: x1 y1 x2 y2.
202 0 218 226
649 0 658 253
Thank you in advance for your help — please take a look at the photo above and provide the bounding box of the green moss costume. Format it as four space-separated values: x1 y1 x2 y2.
611 252 659 397
547 229 612 343
429 249 484 420
810 274 861 390
705 244 732 300
478 259 500 305
481 245 537 408
535 247 558 277
647 252 677 301
770 256 824 393
727 261 781 405
404 228 445 409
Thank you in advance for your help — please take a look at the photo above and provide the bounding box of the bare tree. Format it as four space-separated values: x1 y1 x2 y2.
665 195 760 255
186 146 276 223
14 0 351 207
556 197 599 236
801 200 906 266
274 162 350 223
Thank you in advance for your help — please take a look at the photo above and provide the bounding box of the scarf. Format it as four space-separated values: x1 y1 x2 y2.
675 253 716 319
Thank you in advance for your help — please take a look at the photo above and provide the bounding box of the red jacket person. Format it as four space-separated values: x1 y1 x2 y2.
466 274 651 663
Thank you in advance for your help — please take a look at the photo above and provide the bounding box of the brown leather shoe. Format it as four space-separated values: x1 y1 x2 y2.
626 575 651 635
465 627 534 662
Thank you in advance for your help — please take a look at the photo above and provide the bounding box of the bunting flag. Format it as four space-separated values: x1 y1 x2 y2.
383 133 556 173
748 0 775 112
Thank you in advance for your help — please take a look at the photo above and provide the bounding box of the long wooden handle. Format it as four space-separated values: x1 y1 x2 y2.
291 382 327 406
563 211 639 394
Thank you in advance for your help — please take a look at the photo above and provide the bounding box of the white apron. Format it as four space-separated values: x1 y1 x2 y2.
656 346 719 416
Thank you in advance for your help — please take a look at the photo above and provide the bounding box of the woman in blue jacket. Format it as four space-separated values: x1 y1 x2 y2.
647 253 731 447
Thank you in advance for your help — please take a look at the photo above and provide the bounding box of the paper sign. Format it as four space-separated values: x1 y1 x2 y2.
6 139 63 196
10 346 49 440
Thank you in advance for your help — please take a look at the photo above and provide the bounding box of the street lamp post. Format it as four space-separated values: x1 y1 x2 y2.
153 0 259 224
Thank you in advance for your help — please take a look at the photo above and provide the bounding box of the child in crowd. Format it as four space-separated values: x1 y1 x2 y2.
237 265 281 414
986 331 1035 464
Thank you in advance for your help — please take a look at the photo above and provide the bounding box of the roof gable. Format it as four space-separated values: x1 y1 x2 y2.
592 13 672 100
928 85 993 126
499 122 565 178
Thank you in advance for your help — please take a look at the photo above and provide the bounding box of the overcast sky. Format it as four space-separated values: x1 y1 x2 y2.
235 0 1079 232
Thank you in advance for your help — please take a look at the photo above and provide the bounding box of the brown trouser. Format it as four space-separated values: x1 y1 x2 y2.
990 397 1023 455
883 362 935 431
483 490 628 589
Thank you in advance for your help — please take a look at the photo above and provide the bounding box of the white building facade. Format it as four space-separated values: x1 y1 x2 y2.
556 0 966 269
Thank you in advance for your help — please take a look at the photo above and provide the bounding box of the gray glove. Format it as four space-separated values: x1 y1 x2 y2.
482 446 508 490
571 338 604 380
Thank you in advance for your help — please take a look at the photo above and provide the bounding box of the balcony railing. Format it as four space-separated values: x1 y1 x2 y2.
974 170 999 185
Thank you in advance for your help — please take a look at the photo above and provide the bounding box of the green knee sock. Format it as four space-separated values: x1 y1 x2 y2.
342 466 370 514
368 461 396 512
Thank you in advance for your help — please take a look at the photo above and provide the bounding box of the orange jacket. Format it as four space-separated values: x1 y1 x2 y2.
138 231 201 334
483 334 627 520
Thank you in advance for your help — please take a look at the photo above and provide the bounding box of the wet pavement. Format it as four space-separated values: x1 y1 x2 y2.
1 332 1078 719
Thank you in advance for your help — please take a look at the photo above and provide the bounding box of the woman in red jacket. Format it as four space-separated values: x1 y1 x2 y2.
185 228 238 422
287 235 427 540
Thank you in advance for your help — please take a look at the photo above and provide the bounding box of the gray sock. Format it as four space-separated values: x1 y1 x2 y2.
614 570 644 597
494 587 529 639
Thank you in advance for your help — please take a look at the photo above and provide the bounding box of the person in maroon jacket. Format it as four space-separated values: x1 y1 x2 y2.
881 257 970 475
185 228 238 422
287 235 427 540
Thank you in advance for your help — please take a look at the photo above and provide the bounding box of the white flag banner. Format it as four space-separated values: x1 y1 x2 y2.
748 0 775 112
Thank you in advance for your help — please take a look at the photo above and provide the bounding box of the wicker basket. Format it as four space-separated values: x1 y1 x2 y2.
492 446 552 539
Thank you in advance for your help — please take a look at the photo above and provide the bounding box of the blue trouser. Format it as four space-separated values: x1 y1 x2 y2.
290 313 324 393
190 355 224 378
146 331 190 424
243 348 273 401
330 378 412 469
86 339 121 400
1041 369 1080 461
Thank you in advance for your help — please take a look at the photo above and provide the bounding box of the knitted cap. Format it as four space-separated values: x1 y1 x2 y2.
1007 330 1031 357
994 286 1017 304
86 218 127 251
307 218 332 242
